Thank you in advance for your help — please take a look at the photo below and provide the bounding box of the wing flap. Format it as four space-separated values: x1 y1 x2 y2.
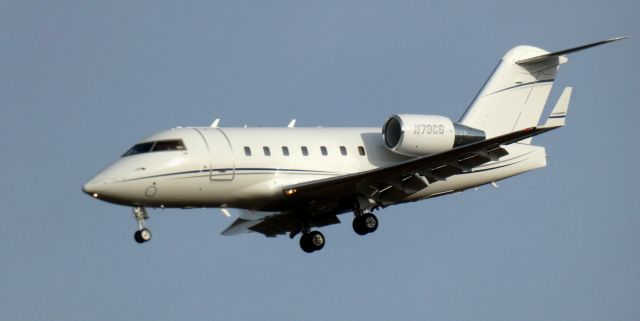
431 164 463 180
378 185 409 206
401 173 430 193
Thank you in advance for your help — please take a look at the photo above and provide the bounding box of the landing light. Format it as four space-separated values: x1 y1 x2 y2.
92 193 99 198
284 188 297 196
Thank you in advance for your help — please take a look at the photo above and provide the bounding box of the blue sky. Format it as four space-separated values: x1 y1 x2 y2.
1 1 639 320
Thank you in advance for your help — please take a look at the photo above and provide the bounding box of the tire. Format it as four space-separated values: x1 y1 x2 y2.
300 234 315 253
134 231 144 243
352 216 368 235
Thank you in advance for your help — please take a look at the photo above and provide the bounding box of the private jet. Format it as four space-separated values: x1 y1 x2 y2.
83 37 623 253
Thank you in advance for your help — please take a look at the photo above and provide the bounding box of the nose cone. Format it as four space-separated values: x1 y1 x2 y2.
83 164 118 200
83 159 126 200
82 172 110 199
82 178 101 198
82 160 143 206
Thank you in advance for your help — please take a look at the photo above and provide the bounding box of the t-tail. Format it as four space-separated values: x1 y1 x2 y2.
459 37 625 141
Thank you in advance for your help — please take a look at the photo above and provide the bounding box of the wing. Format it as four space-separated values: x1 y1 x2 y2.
221 211 340 237
281 125 560 206
282 87 573 206
221 209 340 237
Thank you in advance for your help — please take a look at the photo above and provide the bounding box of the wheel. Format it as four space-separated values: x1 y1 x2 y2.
300 231 325 253
140 228 152 242
134 228 152 244
362 213 378 233
308 231 325 251
299 234 315 253
352 216 368 235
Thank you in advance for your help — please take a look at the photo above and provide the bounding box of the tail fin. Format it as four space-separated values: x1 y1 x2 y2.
459 37 624 140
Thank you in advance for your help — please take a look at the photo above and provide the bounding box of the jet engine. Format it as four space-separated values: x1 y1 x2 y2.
382 114 486 156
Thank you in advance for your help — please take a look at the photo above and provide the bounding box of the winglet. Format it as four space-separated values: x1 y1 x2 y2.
210 118 220 128
516 36 626 65
542 87 572 128
287 119 296 128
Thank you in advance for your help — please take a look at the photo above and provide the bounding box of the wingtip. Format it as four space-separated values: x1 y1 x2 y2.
605 36 627 43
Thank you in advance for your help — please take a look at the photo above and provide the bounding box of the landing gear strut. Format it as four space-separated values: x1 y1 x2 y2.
133 207 152 244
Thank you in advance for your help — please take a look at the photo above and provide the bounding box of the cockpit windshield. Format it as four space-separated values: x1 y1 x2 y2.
122 139 186 157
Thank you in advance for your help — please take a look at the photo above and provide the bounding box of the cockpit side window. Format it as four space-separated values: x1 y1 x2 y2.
152 140 186 151
122 139 186 157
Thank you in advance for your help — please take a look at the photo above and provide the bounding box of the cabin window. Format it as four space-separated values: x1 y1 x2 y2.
263 146 271 156
340 146 347 156
282 146 290 156
301 146 309 156
320 146 328 156
358 146 366 156
244 146 252 156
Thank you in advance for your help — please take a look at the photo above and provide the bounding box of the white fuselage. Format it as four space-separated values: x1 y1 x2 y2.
83 126 547 213
80 37 624 250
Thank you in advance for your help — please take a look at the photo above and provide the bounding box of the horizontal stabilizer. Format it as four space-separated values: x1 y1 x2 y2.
542 87 572 128
516 36 625 65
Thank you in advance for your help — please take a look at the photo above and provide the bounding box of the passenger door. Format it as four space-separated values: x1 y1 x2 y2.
195 128 235 181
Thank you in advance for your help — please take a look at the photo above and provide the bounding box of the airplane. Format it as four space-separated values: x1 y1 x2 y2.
83 37 624 253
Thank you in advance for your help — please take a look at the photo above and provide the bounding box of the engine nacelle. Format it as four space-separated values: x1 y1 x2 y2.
382 114 485 156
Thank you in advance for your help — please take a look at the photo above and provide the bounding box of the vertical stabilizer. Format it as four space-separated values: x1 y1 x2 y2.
459 45 563 140
459 37 624 140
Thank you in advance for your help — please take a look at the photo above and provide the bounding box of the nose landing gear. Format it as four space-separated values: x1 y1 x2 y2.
133 207 152 244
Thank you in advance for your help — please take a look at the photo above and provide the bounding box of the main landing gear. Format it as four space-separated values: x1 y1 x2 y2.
299 230 325 253
133 207 152 244
297 209 379 253
353 211 378 236
297 220 326 253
